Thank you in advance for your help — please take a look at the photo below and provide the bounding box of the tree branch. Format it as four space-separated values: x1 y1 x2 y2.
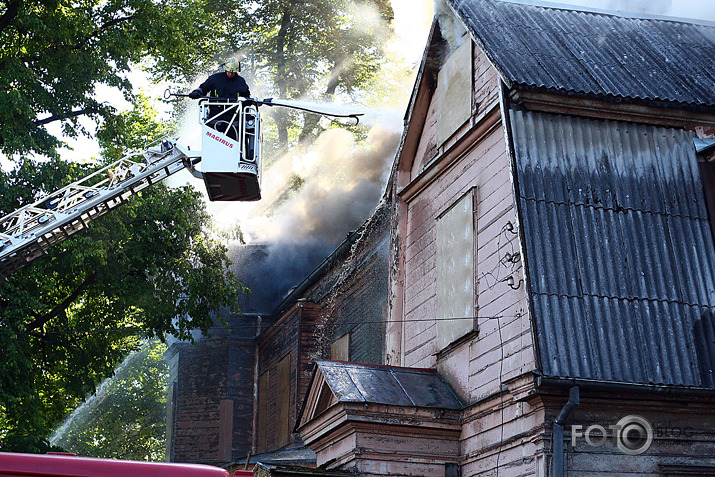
74 14 136 50
25 271 98 332
34 107 99 126
298 62 341 143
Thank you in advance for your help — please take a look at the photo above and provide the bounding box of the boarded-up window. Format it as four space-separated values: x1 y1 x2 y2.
436 40 472 146
436 190 476 350
218 399 233 461
330 333 350 361
257 372 268 454
275 355 291 448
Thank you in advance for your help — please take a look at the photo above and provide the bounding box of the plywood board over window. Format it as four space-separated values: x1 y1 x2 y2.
436 189 476 350
218 399 233 462
256 372 268 454
331 333 350 362
436 40 473 146
275 354 291 448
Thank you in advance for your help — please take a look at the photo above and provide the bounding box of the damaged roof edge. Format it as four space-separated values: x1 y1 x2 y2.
271 200 388 319
385 19 440 195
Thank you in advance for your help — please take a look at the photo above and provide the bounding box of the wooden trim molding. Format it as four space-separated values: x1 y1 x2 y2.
659 464 715 476
511 89 715 128
398 104 502 203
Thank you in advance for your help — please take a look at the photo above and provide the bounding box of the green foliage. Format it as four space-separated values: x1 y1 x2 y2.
227 0 394 147
50 340 169 461
97 94 175 160
0 0 392 159
0 0 396 456
0 0 224 158
0 94 244 454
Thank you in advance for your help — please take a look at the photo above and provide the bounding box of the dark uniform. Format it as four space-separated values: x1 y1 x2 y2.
191 72 252 140
193 71 251 102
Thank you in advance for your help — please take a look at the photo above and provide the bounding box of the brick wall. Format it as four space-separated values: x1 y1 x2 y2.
253 202 391 455
167 335 255 465
255 302 330 454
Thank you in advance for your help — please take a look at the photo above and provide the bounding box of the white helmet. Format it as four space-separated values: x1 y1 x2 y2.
224 58 240 73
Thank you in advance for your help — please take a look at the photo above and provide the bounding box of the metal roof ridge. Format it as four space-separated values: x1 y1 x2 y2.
490 0 715 27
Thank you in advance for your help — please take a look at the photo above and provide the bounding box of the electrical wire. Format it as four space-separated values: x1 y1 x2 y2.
0 315 519 336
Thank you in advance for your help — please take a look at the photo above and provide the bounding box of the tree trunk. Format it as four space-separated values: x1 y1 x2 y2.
274 4 292 145
297 62 342 144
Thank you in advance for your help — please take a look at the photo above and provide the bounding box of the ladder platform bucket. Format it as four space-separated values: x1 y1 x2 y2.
199 99 261 201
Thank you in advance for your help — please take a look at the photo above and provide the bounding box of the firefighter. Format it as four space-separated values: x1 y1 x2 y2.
189 58 252 141
189 58 250 100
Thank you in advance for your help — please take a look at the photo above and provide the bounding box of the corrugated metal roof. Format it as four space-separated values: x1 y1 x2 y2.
449 0 715 107
509 108 715 387
316 361 463 409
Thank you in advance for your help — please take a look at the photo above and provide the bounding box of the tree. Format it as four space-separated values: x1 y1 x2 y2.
233 0 394 147
0 0 226 158
0 0 397 454
50 340 169 461
0 96 245 453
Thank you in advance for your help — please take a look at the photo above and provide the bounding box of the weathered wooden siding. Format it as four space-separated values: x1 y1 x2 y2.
255 302 323 454
460 377 547 477
542 388 715 477
390 33 541 477
391 32 535 378
257 313 297 453
473 41 500 118
400 121 535 399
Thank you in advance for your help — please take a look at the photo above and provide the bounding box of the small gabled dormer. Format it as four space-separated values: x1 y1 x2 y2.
296 361 463 475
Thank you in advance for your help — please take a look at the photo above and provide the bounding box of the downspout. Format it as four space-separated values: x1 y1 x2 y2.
552 386 579 477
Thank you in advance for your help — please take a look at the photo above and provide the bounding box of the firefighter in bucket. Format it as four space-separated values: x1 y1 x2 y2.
187 58 261 201
189 58 255 155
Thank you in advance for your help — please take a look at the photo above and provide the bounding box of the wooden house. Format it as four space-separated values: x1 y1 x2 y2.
297 1 715 476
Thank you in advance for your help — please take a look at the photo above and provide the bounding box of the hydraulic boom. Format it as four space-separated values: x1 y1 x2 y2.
0 139 196 279
0 94 362 279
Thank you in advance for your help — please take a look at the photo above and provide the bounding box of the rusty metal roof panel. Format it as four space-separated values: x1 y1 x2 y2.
450 0 715 107
316 361 463 409
510 108 715 387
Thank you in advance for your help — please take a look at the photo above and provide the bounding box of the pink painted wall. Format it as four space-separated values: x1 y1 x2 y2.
389 34 543 476
394 38 536 400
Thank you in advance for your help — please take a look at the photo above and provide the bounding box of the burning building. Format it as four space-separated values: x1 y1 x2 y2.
297 0 715 476
168 0 715 475
165 201 392 468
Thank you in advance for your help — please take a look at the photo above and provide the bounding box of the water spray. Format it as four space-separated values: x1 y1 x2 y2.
164 89 364 125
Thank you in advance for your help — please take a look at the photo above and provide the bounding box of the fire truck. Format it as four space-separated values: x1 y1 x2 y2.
0 96 361 279
0 452 253 477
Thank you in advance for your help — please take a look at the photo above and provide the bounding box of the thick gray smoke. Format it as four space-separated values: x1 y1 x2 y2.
253 126 399 244
201 1 411 306
219 123 400 306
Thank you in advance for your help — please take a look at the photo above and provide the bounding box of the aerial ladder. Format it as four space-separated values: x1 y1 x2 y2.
0 96 362 279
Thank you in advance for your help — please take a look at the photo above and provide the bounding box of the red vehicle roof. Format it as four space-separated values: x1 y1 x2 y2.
0 452 251 477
